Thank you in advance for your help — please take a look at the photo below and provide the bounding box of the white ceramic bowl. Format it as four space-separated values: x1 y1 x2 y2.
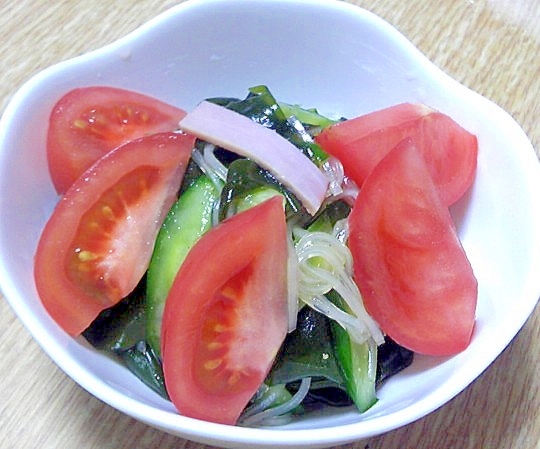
1 0 539 448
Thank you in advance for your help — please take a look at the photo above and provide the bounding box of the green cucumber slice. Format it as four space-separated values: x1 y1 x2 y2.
327 290 378 412
146 175 218 357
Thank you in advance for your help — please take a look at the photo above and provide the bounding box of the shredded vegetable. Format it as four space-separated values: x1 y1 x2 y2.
190 143 226 188
239 377 312 427
189 143 225 227
293 226 384 346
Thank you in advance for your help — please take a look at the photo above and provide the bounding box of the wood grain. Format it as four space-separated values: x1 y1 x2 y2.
1 1 538 448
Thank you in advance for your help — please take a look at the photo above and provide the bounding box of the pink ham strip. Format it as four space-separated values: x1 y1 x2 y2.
178 101 329 215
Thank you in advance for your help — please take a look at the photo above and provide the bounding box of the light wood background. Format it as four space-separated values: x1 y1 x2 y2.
1 1 539 448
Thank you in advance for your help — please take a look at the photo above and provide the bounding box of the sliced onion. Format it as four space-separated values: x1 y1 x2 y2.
179 101 329 215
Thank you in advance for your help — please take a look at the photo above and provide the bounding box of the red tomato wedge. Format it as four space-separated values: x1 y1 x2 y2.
315 103 478 205
34 132 194 336
161 196 289 425
47 86 186 193
348 139 477 356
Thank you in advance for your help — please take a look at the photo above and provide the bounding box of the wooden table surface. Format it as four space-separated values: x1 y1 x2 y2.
1 1 539 448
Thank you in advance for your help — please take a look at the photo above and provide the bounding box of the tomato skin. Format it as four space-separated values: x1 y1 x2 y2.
47 86 186 193
161 196 289 425
348 139 477 356
315 103 478 205
34 132 194 336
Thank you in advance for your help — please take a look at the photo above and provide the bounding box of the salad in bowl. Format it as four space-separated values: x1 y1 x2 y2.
1 0 539 448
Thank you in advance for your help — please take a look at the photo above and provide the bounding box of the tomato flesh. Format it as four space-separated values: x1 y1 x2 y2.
47 86 186 193
315 103 478 205
34 132 194 336
161 196 289 425
348 139 477 356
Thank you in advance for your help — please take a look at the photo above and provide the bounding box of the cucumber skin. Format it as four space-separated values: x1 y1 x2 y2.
331 322 378 412
146 175 218 357
305 204 377 412
326 289 378 413
235 186 281 214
